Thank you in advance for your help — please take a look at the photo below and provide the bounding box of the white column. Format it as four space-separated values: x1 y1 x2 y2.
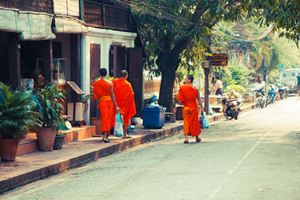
101 39 112 70
81 34 91 124
128 39 135 48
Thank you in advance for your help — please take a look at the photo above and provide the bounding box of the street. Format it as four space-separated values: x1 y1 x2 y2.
2 97 300 200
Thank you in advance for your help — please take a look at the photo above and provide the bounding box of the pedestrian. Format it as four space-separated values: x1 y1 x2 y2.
297 73 300 96
255 75 265 89
112 70 136 139
92 68 119 143
214 76 223 96
177 75 202 144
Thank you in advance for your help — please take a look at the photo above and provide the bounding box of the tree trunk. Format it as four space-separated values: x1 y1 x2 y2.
158 67 176 112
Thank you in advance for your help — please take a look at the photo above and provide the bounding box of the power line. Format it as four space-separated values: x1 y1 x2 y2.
109 0 195 26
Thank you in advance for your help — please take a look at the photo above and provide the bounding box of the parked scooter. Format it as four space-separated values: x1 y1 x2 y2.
222 97 242 120
266 85 278 105
254 88 266 108
277 84 289 99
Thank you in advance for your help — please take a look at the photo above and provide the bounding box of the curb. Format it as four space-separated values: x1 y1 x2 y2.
0 104 255 194
0 125 183 194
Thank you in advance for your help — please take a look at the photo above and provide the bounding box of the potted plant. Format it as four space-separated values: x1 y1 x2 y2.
53 131 66 150
36 84 65 151
0 83 38 161
53 120 72 150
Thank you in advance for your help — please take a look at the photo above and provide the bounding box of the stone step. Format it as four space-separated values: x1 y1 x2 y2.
17 138 37 156
16 126 96 156
62 126 96 143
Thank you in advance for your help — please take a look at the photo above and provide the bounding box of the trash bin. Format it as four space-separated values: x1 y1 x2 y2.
142 105 165 128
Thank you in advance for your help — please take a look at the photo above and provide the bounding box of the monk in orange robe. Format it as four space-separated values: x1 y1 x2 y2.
92 68 118 143
177 75 202 144
113 70 136 138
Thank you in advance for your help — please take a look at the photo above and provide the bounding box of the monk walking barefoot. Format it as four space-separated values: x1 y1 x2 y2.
113 70 136 138
177 75 202 144
92 68 119 143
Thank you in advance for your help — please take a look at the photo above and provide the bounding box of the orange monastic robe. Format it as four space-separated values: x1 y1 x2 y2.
177 84 201 136
112 78 136 126
92 79 114 133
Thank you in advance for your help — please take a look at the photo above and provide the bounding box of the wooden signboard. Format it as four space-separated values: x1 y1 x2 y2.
209 53 228 66
66 81 85 95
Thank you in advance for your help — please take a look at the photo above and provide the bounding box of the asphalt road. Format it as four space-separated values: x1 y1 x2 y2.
2 97 300 200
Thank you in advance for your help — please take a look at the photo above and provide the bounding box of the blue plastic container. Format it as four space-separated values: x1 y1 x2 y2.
142 105 165 129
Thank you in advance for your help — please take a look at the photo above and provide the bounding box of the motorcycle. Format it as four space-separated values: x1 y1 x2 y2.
222 98 242 120
254 88 266 108
277 85 288 99
266 85 278 105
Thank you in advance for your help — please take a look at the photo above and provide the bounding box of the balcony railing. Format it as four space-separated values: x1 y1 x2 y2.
0 0 54 14
84 0 103 27
84 0 132 32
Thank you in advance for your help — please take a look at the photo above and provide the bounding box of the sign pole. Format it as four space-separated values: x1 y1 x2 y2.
202 61 210 115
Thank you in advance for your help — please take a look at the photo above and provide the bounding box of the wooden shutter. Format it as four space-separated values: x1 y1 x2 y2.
90 43 101 117
127 48 143 116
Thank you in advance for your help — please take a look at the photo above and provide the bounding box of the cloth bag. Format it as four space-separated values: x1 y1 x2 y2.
114 113 124 137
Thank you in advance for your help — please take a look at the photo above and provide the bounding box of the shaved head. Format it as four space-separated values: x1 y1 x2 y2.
120 70 128 78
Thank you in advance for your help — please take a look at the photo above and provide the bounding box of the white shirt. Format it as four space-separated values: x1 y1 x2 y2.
254 81 265 90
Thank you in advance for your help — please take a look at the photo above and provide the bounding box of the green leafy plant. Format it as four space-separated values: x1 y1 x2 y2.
0 83 39 139
37 84 65 130
224 84 247 95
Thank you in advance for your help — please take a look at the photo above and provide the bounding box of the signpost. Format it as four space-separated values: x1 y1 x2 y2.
202 61 210 115
208 53 228 67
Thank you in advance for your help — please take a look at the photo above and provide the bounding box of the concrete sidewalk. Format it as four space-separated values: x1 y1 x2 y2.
0 103 255 194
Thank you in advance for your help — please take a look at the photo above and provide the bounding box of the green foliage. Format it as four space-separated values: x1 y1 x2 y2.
132 0 247 73
273 36 300 68
214 63 252 94
248 0 300 44
36 84 65 130
130 0 299 109
224 84 247 94
0 83 39 139
212 20 285 84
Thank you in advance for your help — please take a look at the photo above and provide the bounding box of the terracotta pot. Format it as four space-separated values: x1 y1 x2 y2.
36 128 57 151
0 138 20 161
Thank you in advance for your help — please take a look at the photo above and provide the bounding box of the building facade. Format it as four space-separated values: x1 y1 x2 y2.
82 0 143 123
0 0 143 125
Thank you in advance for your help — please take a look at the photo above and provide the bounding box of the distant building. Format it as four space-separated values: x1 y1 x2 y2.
279 68 300 92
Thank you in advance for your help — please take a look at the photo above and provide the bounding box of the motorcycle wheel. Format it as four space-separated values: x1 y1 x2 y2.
223 112 234 120
234 111 238 120
259 100 263 108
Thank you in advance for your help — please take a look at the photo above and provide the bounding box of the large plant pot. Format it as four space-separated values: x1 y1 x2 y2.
0 139 20 161
53 134 65 150
36 128 57 151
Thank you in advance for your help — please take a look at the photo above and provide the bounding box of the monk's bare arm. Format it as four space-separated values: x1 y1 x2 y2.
177 88 184 105
197 92 203 111
110 83 119 112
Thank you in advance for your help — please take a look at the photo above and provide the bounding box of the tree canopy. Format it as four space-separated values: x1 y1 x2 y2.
128 0 300 110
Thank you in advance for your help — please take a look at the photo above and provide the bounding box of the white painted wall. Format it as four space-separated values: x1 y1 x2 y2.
53 0 80 16
82 27 137 124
